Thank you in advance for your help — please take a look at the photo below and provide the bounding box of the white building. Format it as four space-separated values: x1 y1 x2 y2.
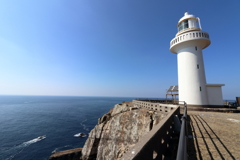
170 12 224 108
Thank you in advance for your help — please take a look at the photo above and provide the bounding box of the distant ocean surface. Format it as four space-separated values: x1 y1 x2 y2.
0 95 137 160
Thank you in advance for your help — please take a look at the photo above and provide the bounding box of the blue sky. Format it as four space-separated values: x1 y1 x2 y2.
0 0 239 99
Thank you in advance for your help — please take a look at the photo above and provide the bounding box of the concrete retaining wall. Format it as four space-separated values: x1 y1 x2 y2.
120 106 180 160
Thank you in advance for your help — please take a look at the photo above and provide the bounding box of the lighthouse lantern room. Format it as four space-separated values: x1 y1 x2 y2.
170 12 224 108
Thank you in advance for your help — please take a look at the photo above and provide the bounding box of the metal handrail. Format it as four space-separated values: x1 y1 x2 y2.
176 102 188 160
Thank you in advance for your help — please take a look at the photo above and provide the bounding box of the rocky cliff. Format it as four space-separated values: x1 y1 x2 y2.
81 102 167 160
48 102 168 160
49 148 82 160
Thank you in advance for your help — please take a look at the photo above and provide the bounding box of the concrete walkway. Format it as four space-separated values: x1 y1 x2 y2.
187 111 240 160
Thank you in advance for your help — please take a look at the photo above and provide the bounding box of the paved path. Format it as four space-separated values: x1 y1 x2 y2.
187 111 240 160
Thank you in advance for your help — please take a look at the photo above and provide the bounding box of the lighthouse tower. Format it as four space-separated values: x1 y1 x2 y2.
170 12 224 107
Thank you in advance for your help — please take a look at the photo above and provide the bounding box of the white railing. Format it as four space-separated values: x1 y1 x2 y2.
132 100 177 113
170 31 210 48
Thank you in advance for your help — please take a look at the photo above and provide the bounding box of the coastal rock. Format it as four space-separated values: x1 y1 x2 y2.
110 102 132 116
49 148 82 160
98 108 113 124
81 102 167 160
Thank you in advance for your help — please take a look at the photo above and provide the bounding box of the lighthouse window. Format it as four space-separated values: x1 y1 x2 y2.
197 64 199 69
200 87 202 91
195 46 197 50
178 20 189 32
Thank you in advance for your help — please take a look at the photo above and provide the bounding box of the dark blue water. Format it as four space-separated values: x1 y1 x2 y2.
0 95 136 160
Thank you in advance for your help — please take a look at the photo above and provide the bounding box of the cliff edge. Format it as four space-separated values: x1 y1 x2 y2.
49 102 168 160
81 102 167 160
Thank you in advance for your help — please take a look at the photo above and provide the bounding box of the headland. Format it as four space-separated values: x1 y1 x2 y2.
49 100 240 160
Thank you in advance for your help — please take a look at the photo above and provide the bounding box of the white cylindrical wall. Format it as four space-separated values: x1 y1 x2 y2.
177 44 208 105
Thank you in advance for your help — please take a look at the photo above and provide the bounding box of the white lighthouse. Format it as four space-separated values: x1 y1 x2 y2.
170 12 224 108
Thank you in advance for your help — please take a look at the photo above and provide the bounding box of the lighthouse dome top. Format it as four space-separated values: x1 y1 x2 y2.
178 12 197 25
170 12 211 53
176 12 201 36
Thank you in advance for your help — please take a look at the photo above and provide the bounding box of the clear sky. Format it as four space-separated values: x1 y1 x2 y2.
0 0 239 99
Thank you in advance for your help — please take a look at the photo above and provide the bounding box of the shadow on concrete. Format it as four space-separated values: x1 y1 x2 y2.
197 115 236 160
192 115 215 159
190 115 236 160
166 130 180 160
188 116 200 160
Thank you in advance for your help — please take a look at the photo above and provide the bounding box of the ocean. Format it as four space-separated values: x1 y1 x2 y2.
0 95 136 160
